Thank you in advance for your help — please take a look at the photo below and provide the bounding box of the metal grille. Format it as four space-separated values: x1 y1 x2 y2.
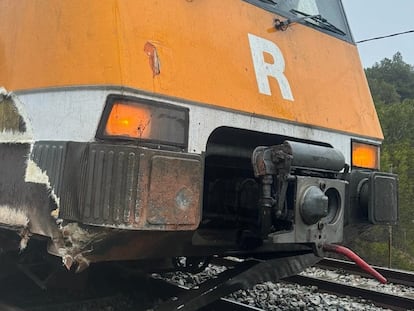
31 142 66 198
81 144 140 226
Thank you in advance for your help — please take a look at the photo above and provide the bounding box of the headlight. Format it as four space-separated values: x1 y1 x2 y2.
97 95 189 148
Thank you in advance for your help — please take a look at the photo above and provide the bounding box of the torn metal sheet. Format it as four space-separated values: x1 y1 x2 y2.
0 88 203 270
0 205 29 228
25 159 60 208
1 89 62 210
56 222 110 272
0 87 33 143
25 159 51 185
0 88 61 254
0 88 61 206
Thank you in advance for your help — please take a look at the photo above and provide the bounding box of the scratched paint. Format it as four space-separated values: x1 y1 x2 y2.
144 42 161 77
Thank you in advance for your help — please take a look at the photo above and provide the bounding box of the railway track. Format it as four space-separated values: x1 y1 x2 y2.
2 256 414 310
0 299 265 311
282 258 414 311
206 298 265 310
317 257 414 287
285 274 414 311
0 262 266 311
149 266 267 311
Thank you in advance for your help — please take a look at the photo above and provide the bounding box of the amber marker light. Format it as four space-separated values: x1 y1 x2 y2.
351 141 379 170
105 103 152 139
99 95 189 148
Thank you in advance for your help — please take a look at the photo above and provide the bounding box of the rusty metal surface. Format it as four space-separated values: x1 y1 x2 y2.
57 142 203 230
147 155 201 227
77 143 203 230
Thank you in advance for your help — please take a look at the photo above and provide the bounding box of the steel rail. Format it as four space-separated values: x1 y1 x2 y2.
206 298 266 311
284 274 414 311
317 258 414 287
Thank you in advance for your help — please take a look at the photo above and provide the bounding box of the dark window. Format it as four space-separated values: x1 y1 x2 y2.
243 0 354 43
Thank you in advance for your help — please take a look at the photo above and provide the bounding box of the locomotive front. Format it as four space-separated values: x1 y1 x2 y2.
0 0 397 273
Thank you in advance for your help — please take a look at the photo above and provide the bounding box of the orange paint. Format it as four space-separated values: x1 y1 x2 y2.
0 0 382 139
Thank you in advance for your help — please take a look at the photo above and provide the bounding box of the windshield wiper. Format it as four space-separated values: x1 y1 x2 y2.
275 9 346 36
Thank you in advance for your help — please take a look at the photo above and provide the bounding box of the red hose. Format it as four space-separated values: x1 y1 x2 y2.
323 244 387 284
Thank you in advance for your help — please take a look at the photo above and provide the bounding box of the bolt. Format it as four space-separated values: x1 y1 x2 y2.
318 222 324 230
319 182 326 191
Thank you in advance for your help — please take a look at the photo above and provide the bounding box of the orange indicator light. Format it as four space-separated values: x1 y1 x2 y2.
352 142 379 170
100 95 188 147
105 103 152 138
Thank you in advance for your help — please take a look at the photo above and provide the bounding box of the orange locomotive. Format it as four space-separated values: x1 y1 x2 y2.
0 0 397 274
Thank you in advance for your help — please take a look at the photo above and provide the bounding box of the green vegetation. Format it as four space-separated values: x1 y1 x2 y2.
349 52 414 271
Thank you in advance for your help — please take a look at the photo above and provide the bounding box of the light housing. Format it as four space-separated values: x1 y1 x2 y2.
97 95 189 149
347 170 398 225
351 141 379 170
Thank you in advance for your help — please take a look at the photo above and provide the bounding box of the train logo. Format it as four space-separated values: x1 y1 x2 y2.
248 33 294 101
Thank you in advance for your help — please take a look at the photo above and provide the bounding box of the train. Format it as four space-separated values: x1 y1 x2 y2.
0 0 398 278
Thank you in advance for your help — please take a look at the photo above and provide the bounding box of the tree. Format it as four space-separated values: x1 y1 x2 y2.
365 52 414 104
357 54 414 270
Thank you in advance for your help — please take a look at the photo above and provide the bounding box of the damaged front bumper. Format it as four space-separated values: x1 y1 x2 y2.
0 140 203 269
0 86 204 270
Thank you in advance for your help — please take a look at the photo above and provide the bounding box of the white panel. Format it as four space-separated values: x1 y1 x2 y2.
18 89 107 142
15 87 382 165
